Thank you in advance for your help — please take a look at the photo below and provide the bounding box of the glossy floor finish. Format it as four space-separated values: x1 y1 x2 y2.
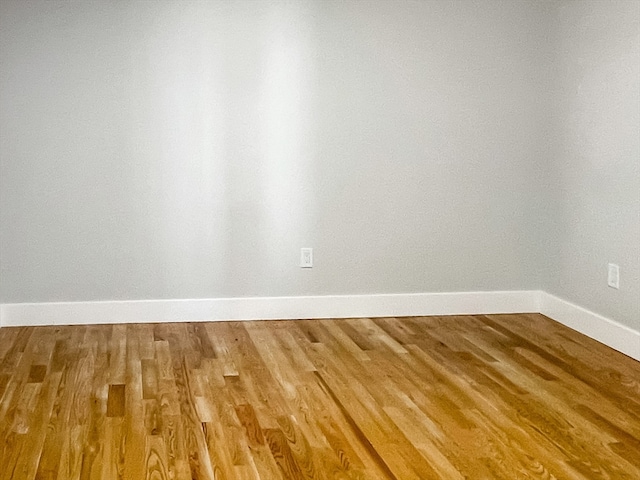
0 314 638 479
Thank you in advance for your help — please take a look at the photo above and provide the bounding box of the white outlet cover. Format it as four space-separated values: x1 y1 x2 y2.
607 263 619 289
300 248 313 268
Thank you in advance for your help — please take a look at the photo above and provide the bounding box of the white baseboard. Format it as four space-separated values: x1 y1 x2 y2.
0 290 540 327
540 292 640 362
1 290 637 362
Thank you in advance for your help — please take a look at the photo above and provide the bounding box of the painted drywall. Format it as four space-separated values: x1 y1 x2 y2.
0 0 550 303
546 0 640 331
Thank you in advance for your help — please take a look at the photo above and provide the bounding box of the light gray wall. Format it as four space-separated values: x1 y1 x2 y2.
0 0 551 303
546 0 640 331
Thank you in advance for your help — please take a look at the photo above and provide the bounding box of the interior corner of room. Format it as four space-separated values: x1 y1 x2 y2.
0 0 638 362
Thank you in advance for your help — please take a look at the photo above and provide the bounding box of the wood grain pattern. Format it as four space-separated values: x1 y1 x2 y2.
0 314 639 479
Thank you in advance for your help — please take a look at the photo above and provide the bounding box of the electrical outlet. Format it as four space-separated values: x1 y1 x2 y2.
300 248 313 268
607 263 619 289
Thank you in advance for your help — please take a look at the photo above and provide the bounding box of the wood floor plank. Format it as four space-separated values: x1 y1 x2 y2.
123 326 147 480
0 314 638 479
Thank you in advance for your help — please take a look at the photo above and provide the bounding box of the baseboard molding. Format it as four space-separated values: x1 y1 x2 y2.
0 290 540 327
1 290 637 362
540 292 640 362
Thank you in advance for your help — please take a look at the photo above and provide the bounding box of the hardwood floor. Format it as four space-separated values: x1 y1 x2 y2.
0 314 638 479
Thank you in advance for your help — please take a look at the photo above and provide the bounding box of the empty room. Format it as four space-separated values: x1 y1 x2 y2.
0 0 639 478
